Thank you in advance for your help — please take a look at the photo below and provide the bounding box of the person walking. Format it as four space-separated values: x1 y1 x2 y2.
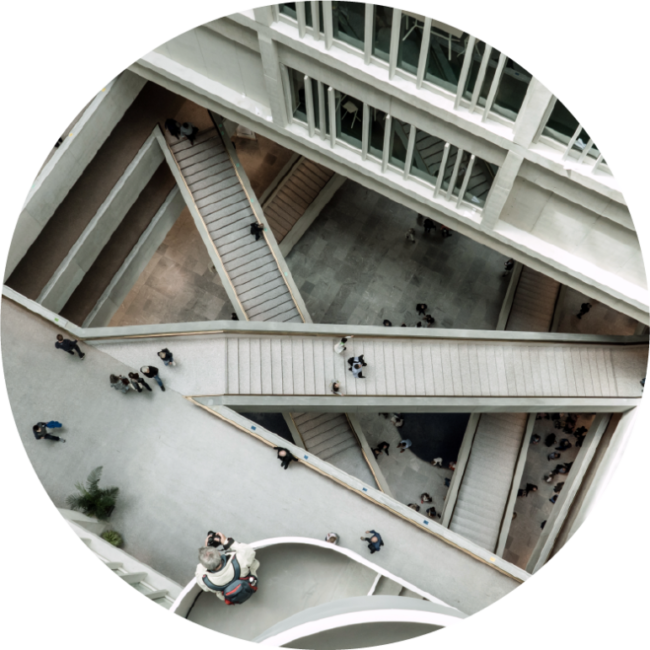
360 530 384 554
55 334 85 359
33 422 66 443
426 506 440 519
250 222 265 241
503 258 515 276
423 217 435 234
179 121 199 145
390 414 404 428
141 366 165 391
576 302 593 319
157 348 176 367
397 438 412 453
383 319 392 327
347 355 367 367
334 336 352 354
431 456 443 466
164 118 181 139
376 441 390 456
416 303 428 316
349 363 365 379
110 374 132 394
330 381 344 396
423 314 435 326
405 228 416 243
129 371 151 392
128 373 143 392
325 533 339 544
420 493 432 504
273 447 297 470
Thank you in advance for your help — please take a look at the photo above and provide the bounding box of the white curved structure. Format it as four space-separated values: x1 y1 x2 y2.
172 537 465 643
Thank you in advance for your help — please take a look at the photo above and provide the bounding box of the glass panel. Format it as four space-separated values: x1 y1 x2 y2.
280 2 297 19
289 68 307 122
439 144 460 193
542 97 600 158
462 158 497 208
410 128 445 184
372 5 393 62
337 91 363 148
310 78 319 131
424 26 467 93
464 43 501 104
491 59 531 120
304 2 313 27
389 118 408 170
323 85 331 135
396 14 424 75
332 1 365 50
319 2 324 33
368 108 387 159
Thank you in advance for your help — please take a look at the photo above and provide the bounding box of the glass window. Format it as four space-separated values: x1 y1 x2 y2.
304 2 313 27
410 128 446 184
463 43 501 104
332 1 365 50
462 158 497 208
542 97 600 158
288 68 307 122
337 91 363 148
491 59 531 120
439 144 460 194
279 2 297 19
372 5 393 62
397 14 424 75
424 25 467 93
368 111 407 168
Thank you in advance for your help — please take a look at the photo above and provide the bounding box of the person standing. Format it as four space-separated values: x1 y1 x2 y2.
576 302 593 319
55 334 85 359
376 441 390 456
330 381 344 395
164 118 181 139
157 348 176 367
179 121 199 145
503 258 515 276
33 422 65 443
383 319 392 327
390 414 404 428
397 438 412 453
250 222 265 241
347 355 367 367
360 530 384 554
349 363 365 379
423 217 435 234
273 447 297 470
140 366 165 391
426 506 440 519
128 371 152 392
423 314 435 326
405 228 416 243
334 336 353 354
325 533 339 544
416 303 428 316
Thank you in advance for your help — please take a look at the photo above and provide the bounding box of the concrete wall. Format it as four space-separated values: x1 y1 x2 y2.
83 187 185 327
37 131 164 313
5 71 146 281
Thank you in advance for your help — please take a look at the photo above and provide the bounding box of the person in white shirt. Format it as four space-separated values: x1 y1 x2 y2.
397 439 412 453
334 336 353 354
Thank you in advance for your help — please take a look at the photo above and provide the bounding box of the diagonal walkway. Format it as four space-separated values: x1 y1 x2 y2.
2 298 519 615
91 332 647 402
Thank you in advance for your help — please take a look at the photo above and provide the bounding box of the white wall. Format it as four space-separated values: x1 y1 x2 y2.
5 71 146 281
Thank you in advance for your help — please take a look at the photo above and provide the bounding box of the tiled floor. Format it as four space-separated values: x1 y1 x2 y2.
108 208 234 327
286 180 511 329
502 413 594 570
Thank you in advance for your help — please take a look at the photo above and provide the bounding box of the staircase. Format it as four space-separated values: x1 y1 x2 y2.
170 128 303 323
61 509 181 609
263 157 335 244
449 413 528 552
506 267 561 332
291 413 359 461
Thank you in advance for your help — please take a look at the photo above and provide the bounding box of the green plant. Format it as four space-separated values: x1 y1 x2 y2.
101 530 123 547
65 466 119 521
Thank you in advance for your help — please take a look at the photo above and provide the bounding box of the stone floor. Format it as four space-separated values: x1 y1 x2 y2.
285 180 511 329
108 208 234 326
502 413 594 570
357 412 464 517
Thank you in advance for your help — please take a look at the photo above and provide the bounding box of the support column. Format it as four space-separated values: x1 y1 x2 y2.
253 6 274 26
512 77 555 148
480 151 524 230
258 34 289 127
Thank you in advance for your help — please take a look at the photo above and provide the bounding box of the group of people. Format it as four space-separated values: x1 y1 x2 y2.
164 118 199 146
407 492 441 519
109 348 176 395
382 303 435 328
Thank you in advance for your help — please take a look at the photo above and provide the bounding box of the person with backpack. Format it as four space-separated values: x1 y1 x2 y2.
195 532 260 605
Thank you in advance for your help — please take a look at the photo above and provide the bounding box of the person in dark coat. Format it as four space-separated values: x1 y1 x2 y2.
55 334 85 359
423 314 435 326
157 348 176 367
576 302 593 319
545 433 556 447
503 258 515 276
129 372 151 392
140 366 165 391
179 121 199 145
360 530 384 554
33 422 65 443
383 319 392 327
273 447 297 470
423 217 435 234
164 118 181 139
416 304 428 316
250 222 265 241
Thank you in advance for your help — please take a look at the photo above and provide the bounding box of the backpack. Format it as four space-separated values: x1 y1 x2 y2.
201 556 258 605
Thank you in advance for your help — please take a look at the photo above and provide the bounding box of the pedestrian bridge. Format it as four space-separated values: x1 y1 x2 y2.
88 321 647 412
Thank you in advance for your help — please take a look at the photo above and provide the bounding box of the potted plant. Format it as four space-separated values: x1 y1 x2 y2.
101 530 123 547
66 466 119 521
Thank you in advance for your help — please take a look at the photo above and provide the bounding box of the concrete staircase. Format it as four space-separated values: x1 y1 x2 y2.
291 412 359 461
449 413 528 551
263 157 334 244
60 509 181 609
170 128 303 323
506 266 561 332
